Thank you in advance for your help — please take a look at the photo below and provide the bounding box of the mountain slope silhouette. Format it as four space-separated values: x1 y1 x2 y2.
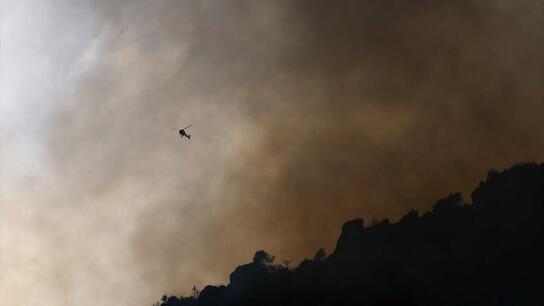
155 163 544 306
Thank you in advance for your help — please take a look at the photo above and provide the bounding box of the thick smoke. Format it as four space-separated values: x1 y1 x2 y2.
1 1 543 306
218 0 544 255
201 0 544 268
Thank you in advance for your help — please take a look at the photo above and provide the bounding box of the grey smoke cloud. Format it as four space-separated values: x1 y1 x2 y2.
1 1 542 305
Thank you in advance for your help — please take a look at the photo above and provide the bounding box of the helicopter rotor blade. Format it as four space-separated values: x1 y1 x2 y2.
182 124 192 130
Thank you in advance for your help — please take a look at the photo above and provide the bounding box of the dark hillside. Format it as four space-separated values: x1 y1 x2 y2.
155 163 544 306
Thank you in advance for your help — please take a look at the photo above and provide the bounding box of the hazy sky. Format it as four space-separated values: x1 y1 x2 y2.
1 1 543 305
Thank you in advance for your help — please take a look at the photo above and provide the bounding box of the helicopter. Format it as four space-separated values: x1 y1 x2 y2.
170 124 192 140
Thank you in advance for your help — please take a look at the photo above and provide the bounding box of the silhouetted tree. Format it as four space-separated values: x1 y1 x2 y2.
191 286 199 299
313 248 327 262
252 250 274 265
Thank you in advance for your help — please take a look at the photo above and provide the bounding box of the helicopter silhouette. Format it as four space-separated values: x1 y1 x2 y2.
170 124 192 140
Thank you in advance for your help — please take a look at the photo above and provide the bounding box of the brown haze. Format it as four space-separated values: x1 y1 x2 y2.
1 1 543 305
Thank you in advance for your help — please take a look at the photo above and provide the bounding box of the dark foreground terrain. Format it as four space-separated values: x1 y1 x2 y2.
155 163 543 306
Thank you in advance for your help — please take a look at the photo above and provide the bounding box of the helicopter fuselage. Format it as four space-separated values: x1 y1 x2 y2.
179 129 190 139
